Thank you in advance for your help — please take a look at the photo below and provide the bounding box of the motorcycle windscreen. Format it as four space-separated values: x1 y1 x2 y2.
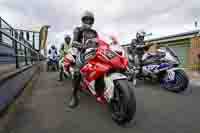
165 47 181 64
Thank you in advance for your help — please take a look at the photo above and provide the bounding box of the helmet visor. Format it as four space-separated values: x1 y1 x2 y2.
82 17 94 25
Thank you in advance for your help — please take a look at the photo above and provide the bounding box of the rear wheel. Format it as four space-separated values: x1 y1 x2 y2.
110 79 136 126
160 69 189 93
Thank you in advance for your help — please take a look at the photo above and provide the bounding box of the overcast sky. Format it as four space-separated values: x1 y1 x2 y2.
1 0 200 49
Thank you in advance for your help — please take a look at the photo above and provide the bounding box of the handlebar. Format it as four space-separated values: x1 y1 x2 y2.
135 44 145 48
72 38 98 49
130 39 154 49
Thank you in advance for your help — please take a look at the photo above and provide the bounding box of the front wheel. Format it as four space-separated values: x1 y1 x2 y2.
109 79 136 126
160 69 189 93
52 63 58 72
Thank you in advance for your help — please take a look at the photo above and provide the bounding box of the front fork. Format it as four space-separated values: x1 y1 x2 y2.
104 73 128 102
164 68 177 81
130 53 143 87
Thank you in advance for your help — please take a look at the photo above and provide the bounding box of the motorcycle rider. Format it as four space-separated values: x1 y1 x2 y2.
110 36 119 45
128 32 162 75
48 44 58 68
68 11 98 108
58 35 72 81
49 44 58 56
127 32 148 77
110 36 125 56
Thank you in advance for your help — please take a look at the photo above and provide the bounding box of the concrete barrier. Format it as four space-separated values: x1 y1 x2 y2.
0 62 43 133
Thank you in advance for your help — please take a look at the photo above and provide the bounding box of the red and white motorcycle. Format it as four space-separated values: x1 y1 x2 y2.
62 48 77 78
73 37 136 125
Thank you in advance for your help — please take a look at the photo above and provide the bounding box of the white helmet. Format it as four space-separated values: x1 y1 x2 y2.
81 11 94 28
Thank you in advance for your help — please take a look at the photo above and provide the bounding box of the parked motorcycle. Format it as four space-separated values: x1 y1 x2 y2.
127 31 189 93
73 36 136 125
47 55 59 72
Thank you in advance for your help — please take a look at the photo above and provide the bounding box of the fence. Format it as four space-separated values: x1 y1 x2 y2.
0 17 45 75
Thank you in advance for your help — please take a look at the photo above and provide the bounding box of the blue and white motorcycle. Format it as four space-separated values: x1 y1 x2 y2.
127 32 189 92
47 54 59 72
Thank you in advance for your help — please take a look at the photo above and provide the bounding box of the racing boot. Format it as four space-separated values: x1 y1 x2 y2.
68 73 81 108
68 88 79 108
58 68 63 81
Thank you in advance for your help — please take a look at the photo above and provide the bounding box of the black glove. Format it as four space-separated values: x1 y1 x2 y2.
72 41 82 49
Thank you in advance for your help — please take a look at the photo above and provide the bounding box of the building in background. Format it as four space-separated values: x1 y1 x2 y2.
122 30 200 71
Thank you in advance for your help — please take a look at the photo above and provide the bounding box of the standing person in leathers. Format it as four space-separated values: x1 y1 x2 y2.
68 11 98 108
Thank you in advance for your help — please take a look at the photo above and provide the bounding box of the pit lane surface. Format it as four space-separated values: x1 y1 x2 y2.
8 72 200 133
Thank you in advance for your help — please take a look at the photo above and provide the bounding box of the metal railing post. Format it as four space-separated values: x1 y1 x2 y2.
32 33 35 49
0 17 2 42
14 41 19 68
24 46 28 65
31 33 34 64
31 51 33 64
14 32 19 68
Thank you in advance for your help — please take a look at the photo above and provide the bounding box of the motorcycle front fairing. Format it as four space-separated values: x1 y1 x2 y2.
80 59 112 82
142 48 181 72
80 61 128 102
80 38 129 102
165 48 181 66
80 47 127 82
164 49 183 82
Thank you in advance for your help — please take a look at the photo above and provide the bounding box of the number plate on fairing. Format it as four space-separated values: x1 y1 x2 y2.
101 49 117 60
143 65 159 73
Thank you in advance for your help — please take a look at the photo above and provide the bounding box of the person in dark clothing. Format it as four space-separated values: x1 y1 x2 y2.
68 11 98 108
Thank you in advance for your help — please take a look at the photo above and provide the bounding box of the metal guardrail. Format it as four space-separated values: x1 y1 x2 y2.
0 17 45 71
0 17 46 115
0 16 13 37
